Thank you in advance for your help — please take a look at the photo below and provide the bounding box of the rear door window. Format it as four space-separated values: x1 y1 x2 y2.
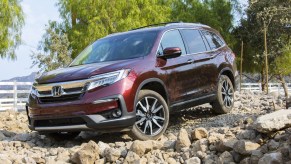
180 29 207 54
160 30 186 55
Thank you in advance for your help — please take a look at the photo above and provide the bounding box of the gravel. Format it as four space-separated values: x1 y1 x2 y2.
0 90 290 163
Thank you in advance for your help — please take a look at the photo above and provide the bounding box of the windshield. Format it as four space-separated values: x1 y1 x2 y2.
70 30 158 66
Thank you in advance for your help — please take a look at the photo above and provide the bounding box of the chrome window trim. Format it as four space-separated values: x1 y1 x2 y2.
156 27 226 57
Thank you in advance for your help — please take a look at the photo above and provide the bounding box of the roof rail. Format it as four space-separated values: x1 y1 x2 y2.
130 22 210 31
165 22 210 28
130 21 183 30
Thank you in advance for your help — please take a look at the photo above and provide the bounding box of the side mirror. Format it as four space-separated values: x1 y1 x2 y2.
159 47 182 59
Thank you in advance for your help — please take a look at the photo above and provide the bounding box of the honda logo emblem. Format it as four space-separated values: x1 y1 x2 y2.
52 86 63 97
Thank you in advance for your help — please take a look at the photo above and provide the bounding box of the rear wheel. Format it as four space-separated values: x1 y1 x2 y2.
129 90 169 140
212 75 234 114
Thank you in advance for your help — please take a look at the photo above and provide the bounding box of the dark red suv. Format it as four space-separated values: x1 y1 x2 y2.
26 22 238 140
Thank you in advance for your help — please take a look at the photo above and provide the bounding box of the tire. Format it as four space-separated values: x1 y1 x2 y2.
43 131 80 140
129 90 169 140
212 75 234 114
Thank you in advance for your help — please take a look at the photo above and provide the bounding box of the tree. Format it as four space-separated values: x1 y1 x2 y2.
233 0 291 92
57 0 172 58
31 22 72 72
0 0 24 59
171 0 238 47
34 0 242 70
273 40 291 98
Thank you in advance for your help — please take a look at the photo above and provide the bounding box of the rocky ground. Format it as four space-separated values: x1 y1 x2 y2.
0 90 290 164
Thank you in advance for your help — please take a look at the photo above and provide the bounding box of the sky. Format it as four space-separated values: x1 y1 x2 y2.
0 0 60 80
0 0 248 81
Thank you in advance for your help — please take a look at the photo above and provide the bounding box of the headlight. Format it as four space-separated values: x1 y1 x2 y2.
87 69 131 90
30 86 38 98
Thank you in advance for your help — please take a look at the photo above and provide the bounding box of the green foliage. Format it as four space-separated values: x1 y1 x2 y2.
0 0 24 59
171 0 236 47
233 0 291 74
31 22 72 72
58 0 172 58
273 40 291 76
34 0 240 70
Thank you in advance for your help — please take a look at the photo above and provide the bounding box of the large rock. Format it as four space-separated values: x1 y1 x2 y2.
192 138 209 153
0 154 12 164
218 151 234 163
250 150 263 164
254 109 291 133
185 157 201 164
233 140 260 155
130 140 153 157
124 151 140 163
162 140 176 150
191 128 208 140
236 130 256 140
98 141 110 157
216 139 238 152
175 129 191 151
104 148 121 162
0 132 6 141
71 140 100 164
258 152 283 164
166 158 177 164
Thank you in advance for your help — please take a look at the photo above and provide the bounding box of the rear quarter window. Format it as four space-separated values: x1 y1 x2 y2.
201 30 224 50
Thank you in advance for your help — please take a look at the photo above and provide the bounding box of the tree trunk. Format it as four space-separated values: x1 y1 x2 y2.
261 68 266 92
279 74 288 98
264 22 269 94
240 41 243 93
71 4 76 27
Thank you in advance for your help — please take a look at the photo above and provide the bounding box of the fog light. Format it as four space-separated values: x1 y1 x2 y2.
112 109 122 118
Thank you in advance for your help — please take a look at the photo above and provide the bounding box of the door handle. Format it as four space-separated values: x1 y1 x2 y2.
187 59 193 64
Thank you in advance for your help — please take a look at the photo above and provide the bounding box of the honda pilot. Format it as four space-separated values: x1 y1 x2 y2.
26 22 238 140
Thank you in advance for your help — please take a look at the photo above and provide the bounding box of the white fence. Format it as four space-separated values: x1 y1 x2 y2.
0 81 32 111
240 83 291 93
0 82 290 111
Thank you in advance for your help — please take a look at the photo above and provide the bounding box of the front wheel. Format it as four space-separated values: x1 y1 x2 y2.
129 90 169 140
212 75 234 114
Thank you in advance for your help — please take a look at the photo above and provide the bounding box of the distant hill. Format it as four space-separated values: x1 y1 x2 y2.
1 72 37 83
0 72 37 98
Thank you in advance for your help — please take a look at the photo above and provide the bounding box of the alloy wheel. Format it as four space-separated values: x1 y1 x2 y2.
135 96 165 136
221 80 234 108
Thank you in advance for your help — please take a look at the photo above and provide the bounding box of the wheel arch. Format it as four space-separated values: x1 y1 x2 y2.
134 78 169 107
219 67 235 89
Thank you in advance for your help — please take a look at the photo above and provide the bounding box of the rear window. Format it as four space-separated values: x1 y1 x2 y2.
70 31 158 66
180 29 207 54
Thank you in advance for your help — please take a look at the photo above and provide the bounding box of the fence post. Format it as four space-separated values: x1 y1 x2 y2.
13 80 17 111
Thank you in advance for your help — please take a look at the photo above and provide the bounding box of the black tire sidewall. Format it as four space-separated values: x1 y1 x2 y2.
213 75 234 114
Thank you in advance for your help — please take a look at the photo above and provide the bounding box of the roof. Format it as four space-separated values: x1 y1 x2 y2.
105 22 211 38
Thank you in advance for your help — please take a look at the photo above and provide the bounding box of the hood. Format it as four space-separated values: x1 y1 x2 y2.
36 58 141 84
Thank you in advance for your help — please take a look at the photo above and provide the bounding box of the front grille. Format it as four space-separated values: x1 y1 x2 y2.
34 117 86 127
39 93 83 103
38 90 51 95
35 80 88 104
64 87 84 93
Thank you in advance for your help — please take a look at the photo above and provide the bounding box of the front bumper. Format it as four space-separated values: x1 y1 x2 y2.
27 95 136 133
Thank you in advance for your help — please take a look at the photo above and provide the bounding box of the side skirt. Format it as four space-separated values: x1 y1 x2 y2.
170 94 216 111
